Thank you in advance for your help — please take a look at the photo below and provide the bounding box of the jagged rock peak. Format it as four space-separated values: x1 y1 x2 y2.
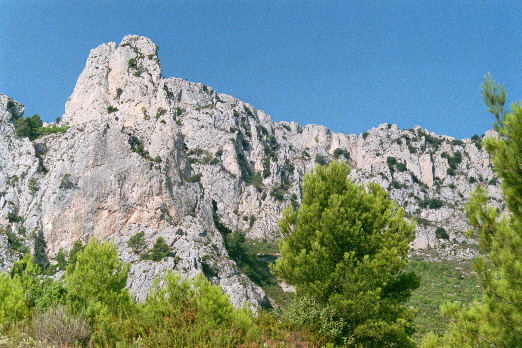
0 94 24 123
63 35 162 126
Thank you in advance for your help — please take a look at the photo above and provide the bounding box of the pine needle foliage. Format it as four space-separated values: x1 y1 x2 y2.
272 160 419 347
422 75 522 347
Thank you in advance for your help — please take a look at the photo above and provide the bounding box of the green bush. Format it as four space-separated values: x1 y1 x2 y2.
125 272 259 347
245 172 264 192
185 173 202 183
0 254 40 330
107 106 118 113
127 58 137 69
140 237 170 261
15 114 43 140
28 177 38 194
262 157 271 178
270 187 285 201
419 198 444 209
435 227 450 240
333 148 350 159
65 238 131 318
127 231 147 254
315 154 327 166
55 248 67 270
387 156 397 166
396 162 408 171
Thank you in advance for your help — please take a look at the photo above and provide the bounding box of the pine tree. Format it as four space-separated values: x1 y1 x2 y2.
65 238 131 318
127 231 147 254
423 75 522 347
141 237 170 261
272 160 419 347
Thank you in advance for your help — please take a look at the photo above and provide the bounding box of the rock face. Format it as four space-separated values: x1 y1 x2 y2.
0 36 501 307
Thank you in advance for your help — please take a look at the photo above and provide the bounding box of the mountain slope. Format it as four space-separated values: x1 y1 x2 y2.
0 35 501 308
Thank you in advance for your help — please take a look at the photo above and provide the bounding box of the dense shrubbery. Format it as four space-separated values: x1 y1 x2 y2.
15 114 69 141
0 237 314 347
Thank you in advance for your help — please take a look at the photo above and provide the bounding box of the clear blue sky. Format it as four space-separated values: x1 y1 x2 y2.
1 1 521 139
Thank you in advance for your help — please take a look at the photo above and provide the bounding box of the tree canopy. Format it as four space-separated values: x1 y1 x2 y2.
272 160 419 347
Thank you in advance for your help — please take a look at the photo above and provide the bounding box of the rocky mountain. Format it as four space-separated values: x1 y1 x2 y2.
0 35 501 308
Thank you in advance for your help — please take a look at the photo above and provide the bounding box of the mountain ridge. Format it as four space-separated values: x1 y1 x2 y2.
0 35 501 309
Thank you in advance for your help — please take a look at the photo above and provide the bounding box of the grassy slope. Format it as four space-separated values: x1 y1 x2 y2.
406 255 482 342
239 237 483 343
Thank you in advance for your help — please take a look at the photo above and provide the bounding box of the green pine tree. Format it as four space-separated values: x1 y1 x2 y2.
422 76 522 348
65 238 131 319
67 239 84 272
272 160 419 347
127 231 147 254
141 237 170 261
55 247 67 270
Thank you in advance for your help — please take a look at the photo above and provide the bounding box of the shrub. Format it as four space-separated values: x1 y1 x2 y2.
396 162 408 171
435 227 450 240
387 156 398 166
107 106 118 113
7 99 15 109
270 187 285 201
65 238 131 317
0 254 40 329
67 240 84 272
140 237 170 261
127 58 137 69
15 114 43 140
419 198 443 209
315 154 327 166
28 177 38 194
333 148 349 159
33 306 91 347
245 172 264 192
185 173 202 183
133 272 258 347
244 106 253 117
262 157 271 178
56 248 67 270
128 231 147 254
7 212 23 223
60 174 74 189
155 107 167 119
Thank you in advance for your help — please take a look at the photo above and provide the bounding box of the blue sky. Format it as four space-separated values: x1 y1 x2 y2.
1 1 520 139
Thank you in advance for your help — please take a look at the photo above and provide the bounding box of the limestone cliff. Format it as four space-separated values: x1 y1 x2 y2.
0 36 501 307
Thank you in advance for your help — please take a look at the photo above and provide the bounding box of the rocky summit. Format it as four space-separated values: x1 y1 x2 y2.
0 36 501 309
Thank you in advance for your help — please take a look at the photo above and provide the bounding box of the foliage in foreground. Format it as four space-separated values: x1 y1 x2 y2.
272 160 420 347
0 238 314 347
422 76 522 347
